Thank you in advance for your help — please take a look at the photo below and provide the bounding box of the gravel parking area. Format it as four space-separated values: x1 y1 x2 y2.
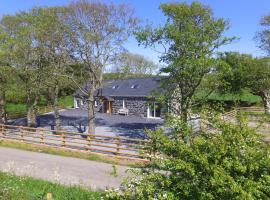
10 108 164 139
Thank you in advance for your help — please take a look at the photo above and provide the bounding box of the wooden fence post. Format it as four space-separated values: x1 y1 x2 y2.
87 135 92 151
61 132 66 147
0 124 3 140
19 127 24 142
40 130 44 144
116 136 121 155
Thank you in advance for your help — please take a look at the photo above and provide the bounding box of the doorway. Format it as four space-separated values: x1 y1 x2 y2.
102 99 113 113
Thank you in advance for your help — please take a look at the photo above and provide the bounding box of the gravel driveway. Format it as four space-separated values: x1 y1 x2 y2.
10 108 164 139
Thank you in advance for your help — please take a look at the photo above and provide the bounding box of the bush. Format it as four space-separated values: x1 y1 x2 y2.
107 116 270 199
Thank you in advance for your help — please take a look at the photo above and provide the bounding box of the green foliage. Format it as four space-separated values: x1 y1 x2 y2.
110 165 118 177
107 117 270 199
216 52 270 113
58 96 74 108
136 1 234 121
256 14 270 55
111 52 159 75
217 52 270 96
0 172 103 200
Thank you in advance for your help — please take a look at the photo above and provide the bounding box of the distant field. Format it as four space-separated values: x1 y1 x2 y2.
195 90 261 105
0 172 103 200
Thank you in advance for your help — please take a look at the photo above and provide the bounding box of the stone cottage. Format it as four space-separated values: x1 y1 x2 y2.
74 77 164 118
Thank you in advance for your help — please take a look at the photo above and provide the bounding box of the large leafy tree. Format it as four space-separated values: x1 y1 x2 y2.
217 52 270 114
0 12 47 127
256 14 270 55
0 66 15 123
64 0 137 134
28 7 72 131
111 52 158 75
136 2 233 122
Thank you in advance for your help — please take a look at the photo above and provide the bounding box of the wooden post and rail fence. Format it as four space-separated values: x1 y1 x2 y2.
0 124 149 161
222 106 265 121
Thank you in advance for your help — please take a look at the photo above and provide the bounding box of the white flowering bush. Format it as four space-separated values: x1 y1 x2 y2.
106 116 270 199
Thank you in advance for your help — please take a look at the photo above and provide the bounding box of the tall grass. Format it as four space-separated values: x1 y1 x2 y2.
0 172 103 200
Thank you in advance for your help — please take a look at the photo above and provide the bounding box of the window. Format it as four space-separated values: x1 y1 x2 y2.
130 84 138 89
76 99 81 108
112 85 119 89
147 102 161 118
94 100 98 107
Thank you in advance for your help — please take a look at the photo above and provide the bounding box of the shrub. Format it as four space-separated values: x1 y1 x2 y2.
107 116 270 199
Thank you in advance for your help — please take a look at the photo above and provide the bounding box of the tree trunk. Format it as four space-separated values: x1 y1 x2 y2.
260 91 270 115
54 82 61 131
0 90 6 124
180 106 188 123
26 92 38 127
45 88 52 106
87 90 95 134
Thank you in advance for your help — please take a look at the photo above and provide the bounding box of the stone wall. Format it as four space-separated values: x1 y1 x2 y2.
74 96 165 118
74 97 101 112
111 96 148 117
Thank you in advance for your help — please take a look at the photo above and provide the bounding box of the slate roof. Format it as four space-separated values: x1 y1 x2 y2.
74 77 163 98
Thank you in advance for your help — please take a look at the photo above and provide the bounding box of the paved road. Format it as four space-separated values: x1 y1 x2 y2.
0 147 131 190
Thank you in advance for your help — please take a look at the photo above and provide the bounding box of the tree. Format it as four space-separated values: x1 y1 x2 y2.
64 0 137 134
136 2 233 122
0 66 14 123
0 12 47 127
107 117 270 199
217 52 270 114
111 52 158 75
28 7 72 131
256 14 270 55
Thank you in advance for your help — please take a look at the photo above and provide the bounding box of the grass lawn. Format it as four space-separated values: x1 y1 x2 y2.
0 172 103 200
58 96 74 108
195 90 262 105
6 95 74 119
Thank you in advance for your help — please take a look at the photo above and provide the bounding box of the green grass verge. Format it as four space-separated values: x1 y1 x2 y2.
58 96 74 108
0 140 144 167
0 172 103 200
6 103 26 115
6 95 74 119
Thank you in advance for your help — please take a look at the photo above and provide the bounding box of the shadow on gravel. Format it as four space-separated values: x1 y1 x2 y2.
8 109 163 139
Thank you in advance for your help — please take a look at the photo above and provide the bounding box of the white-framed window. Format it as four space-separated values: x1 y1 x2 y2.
75 99 81 108
147 102 161 118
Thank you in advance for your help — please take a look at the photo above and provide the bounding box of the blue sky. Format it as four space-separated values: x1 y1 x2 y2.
0 0 269 63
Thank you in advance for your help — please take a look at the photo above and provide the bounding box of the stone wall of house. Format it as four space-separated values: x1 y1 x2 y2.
74 96 165 118
74 97 101 112
111 96 148 117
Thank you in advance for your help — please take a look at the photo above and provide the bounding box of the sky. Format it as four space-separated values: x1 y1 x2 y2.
0 0 269 63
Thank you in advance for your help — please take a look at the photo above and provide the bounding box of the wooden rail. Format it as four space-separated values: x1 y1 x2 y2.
0 124 149 161
223 107 265 121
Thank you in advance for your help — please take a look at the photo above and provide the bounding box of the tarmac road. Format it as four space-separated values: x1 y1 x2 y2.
0 147 131 190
